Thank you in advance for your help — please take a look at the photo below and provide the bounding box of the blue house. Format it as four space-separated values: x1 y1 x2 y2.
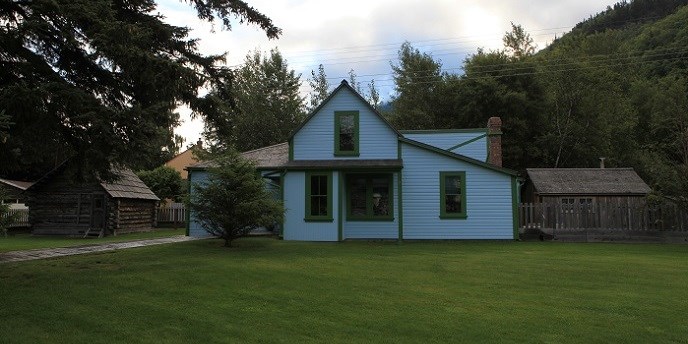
187 80 519 241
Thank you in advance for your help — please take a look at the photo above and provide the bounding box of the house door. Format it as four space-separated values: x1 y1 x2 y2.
90 194 107 230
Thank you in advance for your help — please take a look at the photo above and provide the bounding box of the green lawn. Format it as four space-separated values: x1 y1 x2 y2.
1 238 687 343
0 228 184 252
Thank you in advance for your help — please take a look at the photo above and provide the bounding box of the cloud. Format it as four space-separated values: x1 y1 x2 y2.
157 0 619 144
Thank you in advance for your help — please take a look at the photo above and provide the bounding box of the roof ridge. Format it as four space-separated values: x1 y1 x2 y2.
241 142 288 155
0 178 34 190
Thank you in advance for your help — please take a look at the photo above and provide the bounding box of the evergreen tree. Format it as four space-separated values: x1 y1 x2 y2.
189 149 283 247
0 0 280 180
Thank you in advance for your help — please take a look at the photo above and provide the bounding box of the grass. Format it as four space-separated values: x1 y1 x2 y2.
0 228 184 253
1 238 688 343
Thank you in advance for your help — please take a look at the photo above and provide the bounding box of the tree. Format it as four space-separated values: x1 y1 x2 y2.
0 0 280 180
137 166 184 202
389 42 443 129
367 79 381 110
502 22 537 59
308 64 330 110
217 49 305 151
348 69 363 93
189 150 283 247
0 110 11 144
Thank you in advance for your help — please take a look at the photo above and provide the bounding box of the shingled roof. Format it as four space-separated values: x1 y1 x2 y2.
0 178 34 191
27 161 159 201
189 142 289 170
526 168 651 195
101 169 159 201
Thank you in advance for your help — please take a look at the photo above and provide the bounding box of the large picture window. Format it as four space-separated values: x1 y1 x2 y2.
305 172 333 221
334 111 359 156
440 171 467 219
347 173 393 221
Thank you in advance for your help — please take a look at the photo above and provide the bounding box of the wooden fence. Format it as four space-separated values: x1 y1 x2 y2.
157 203 186 225
6 208 30 227
519 202 688 242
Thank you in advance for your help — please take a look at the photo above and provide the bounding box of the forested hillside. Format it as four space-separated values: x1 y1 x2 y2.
387 0 688 205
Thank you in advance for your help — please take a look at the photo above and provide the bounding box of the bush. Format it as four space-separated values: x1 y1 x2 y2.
189 150 283 247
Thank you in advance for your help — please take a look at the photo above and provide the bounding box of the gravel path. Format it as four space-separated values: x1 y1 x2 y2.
0 235 200 263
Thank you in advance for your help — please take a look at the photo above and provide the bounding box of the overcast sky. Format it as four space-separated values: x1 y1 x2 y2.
157 0 620 146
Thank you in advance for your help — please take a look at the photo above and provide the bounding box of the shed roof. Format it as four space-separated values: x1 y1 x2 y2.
0 178 34 191
27 161 159 201
101 169 160 201
526 168 651 195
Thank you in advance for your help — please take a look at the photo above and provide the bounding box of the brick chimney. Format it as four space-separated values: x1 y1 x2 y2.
487 117 502 167
196 138 203 149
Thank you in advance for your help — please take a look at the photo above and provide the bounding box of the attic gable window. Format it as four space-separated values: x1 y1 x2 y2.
334 111 359 156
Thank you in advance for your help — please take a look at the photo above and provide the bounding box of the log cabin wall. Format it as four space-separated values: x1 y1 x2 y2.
114 198 157 234
27 174 104 235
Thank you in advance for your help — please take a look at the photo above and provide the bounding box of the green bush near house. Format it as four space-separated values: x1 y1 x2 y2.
1 238 687 343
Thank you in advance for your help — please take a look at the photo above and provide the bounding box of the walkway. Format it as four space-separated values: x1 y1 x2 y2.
0 235 200 263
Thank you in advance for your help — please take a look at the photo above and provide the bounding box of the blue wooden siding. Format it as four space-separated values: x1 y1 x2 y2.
293 88 398 160
188 171 213 237
342 172 398 239
283 171 339 241
400 142 514 239
402 132 487 161
452 138 487 162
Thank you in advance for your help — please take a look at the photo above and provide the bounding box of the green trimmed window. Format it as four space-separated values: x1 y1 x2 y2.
440 172 467 219
305 172 333 221
346 173 393 221
334 111 359 156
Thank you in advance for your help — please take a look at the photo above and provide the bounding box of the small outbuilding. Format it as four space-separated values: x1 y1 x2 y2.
0 178 33 209
523 167 652 207
26 164 159 237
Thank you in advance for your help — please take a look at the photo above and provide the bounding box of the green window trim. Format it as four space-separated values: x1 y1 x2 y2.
346 173 394 221
305 171 333 222
334 111 360 156
439 171 467 219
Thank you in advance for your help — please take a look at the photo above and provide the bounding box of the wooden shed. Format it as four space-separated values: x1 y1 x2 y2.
523 168 652 206
26 165 159 237
0 178 33 206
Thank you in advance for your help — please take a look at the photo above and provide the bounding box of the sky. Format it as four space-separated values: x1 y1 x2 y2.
156 0 621 146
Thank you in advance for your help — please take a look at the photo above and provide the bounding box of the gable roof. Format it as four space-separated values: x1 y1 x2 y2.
288 80 402 140
526 168 651 195
399 137 518 176
188 142 290 171
100 169 160 200
0 178 34 191
27 161 159 201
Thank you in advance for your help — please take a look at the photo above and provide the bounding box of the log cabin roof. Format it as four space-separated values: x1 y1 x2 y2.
101 169 160 201
526 168 652 195
0 178 34 191
27 162 159 201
